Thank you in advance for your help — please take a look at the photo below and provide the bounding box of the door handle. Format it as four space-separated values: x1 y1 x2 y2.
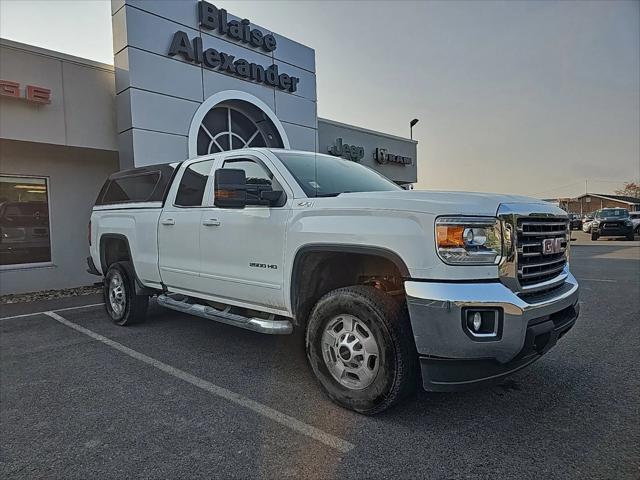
161 218 175 226
202 218 221 227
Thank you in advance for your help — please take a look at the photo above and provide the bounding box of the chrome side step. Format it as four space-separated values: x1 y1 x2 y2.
156 294 293 335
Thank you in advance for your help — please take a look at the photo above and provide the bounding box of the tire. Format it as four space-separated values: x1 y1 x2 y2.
591 231 599 241
305 285 416 415
626 233 635 241
104 261 148 326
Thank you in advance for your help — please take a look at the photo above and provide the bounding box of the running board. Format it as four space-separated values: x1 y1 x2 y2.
156 294 293 335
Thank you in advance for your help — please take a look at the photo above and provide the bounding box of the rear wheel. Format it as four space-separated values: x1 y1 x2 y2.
306 285 416 415
104 261 148 326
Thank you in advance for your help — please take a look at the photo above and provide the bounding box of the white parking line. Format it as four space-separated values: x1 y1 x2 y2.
43 310 355 454
578 278 617 283
0 302 105 321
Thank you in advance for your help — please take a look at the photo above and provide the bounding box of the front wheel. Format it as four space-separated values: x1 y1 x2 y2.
591 231 599 241
104 261 148 326
306 286 416 415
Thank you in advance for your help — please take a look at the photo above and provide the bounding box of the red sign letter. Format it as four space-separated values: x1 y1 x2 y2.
0 80 20 98
26 85 51 104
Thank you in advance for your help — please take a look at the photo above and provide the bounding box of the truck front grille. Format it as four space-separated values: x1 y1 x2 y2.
516 218 569 287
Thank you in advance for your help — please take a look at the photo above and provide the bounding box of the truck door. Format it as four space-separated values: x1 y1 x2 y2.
158 159 214 293
199 153 291 312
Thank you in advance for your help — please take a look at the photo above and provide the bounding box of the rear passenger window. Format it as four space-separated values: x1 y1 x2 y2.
175 160 214 207
102 172 160 204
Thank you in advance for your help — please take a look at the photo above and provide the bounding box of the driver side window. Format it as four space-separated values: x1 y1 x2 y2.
221 158 283 204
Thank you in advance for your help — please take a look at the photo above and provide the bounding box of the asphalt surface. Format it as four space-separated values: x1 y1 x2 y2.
1 245 639 479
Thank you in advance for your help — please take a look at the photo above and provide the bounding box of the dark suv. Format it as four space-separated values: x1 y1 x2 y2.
568 213 582 230
590 208 634 241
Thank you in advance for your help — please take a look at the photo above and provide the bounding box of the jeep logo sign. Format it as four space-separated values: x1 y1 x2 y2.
328 138 364 162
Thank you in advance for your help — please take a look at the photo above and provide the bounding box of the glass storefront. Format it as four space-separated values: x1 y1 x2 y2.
0 176 51 266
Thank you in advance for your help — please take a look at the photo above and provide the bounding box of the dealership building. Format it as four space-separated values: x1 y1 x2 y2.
0 1 418 295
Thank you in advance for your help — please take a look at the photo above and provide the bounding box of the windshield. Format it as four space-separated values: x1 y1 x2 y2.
596 208 629 219
273 151 402 197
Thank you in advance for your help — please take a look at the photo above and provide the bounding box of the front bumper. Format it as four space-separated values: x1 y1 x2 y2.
594 224 633 236
405 272 579 391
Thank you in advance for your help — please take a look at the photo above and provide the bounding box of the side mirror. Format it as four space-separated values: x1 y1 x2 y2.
260 189 284 205
214 169 247 208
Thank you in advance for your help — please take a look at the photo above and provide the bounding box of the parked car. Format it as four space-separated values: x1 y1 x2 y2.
582 214 595 233
629 211 640 234
88 148 580 414
0 201 50 265
568 213 582 230
590 208 634 241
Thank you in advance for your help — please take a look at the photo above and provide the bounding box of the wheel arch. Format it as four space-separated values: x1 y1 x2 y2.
289 244 410 324
99 233 133 274
100 233 157 296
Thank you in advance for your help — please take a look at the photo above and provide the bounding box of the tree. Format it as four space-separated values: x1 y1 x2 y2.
615 182 640 198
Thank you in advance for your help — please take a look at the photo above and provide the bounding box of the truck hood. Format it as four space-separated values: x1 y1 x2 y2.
335 190 555 216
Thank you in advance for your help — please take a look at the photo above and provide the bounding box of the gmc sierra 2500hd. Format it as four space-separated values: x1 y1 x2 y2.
88 148 580 414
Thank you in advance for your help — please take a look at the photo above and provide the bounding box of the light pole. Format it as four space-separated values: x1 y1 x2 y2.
410 118 419 140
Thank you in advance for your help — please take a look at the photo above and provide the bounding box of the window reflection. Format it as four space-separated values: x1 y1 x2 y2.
0 176 51 266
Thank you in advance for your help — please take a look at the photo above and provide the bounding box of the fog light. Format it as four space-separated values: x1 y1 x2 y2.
463 309 502 340
472 312 482 331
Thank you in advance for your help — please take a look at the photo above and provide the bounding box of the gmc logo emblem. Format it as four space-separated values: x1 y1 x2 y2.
542 238 563 255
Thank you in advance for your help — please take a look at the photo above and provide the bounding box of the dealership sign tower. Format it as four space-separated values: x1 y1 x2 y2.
112 0 318 169
111 0 417 185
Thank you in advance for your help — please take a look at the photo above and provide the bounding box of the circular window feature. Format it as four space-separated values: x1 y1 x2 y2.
196 100 284 155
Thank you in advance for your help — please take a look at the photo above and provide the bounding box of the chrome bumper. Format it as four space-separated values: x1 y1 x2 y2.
405 271 580 364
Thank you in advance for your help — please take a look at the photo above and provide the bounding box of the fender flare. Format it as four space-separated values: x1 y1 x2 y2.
99 233 133 274
289 244 410 317
99 233 154 295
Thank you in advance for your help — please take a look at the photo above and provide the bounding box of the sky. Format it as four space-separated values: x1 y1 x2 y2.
1 0 638 197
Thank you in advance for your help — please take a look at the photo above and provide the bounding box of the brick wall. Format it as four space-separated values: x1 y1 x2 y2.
561 196 639 214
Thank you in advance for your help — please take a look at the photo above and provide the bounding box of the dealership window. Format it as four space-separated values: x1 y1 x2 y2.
0 176 51 267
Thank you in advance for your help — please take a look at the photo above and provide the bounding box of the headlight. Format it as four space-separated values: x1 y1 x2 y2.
624 219 633 226
435 216 502 265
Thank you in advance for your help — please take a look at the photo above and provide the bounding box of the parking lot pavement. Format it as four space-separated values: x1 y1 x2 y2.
1 245 639 480
569 229 640 246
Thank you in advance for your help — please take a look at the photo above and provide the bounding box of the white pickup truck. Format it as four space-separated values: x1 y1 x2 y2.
88 148 580 414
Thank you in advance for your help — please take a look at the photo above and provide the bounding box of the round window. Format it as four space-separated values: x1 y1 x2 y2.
196 100 284 155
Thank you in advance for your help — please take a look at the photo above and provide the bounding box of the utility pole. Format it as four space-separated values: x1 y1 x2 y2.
585 179 588 194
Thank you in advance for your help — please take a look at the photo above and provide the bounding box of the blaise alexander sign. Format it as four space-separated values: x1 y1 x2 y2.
168 1 300 93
